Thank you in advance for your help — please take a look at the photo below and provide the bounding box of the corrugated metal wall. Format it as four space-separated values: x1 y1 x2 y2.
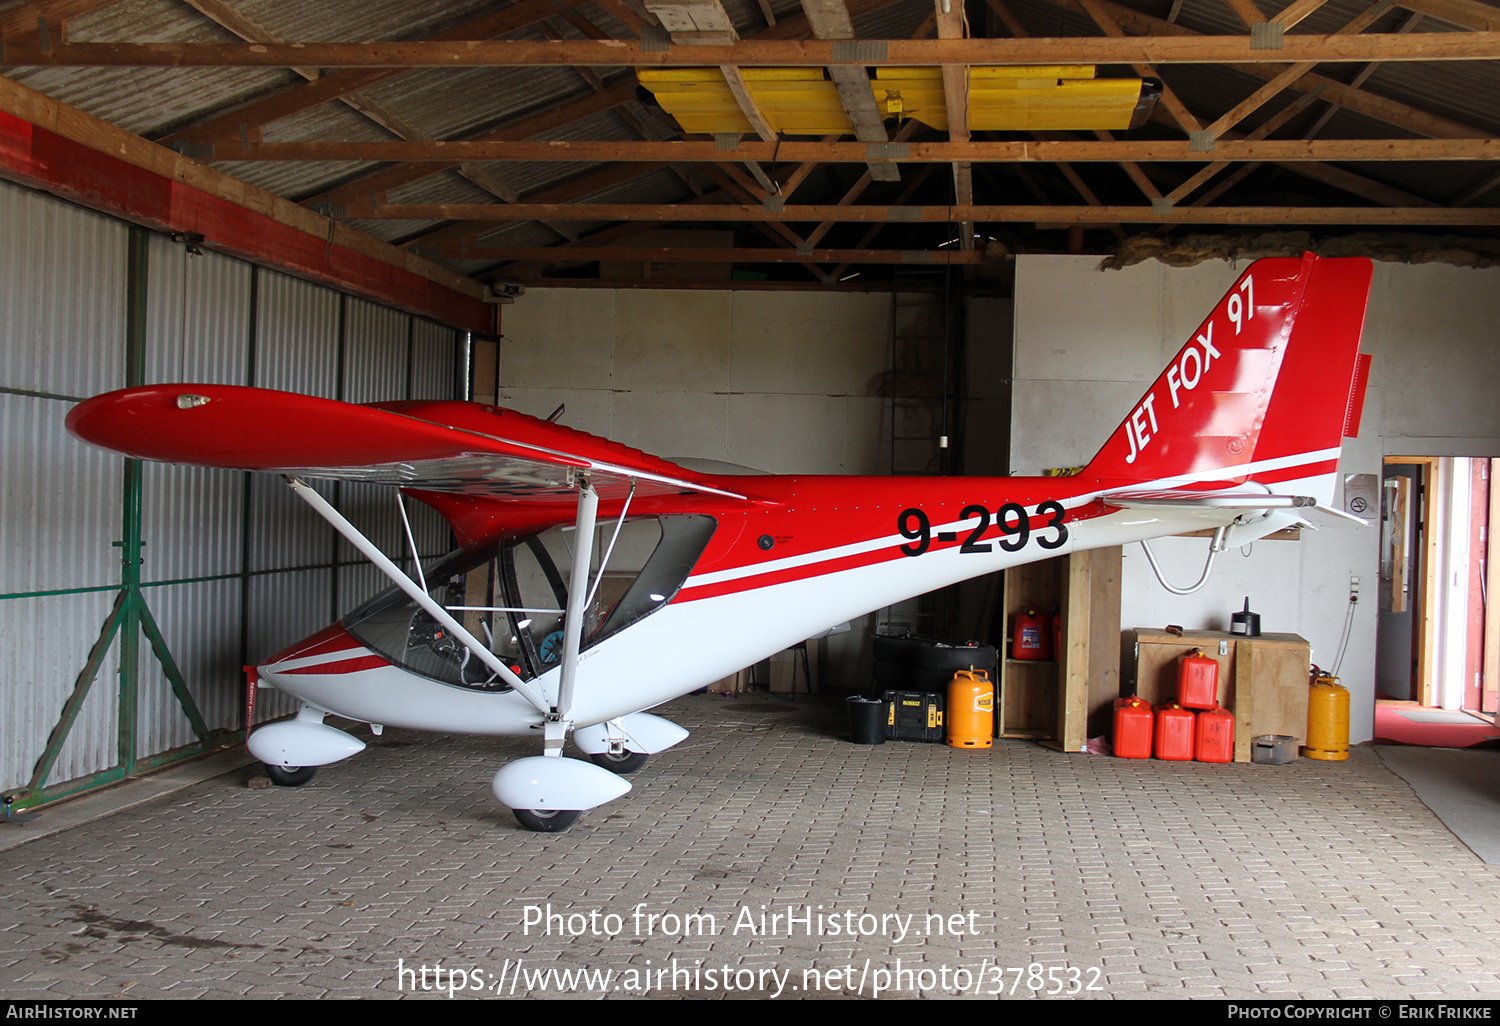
0 180 466 806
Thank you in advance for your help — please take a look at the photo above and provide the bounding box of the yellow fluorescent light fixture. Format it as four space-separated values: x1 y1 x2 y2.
637 66 1161 135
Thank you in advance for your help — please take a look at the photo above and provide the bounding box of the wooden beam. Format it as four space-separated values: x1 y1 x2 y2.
718 65 779 141
398 160 674 252
7 33 1500 68
1271 0 1334 30
343 201 1500 225
934 0 973 249
0 73 490 331
227 137 1500 164
453 244 988 263
800 0 901 182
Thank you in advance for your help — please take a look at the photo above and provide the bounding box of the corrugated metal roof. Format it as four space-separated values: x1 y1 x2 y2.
1 0 1496 284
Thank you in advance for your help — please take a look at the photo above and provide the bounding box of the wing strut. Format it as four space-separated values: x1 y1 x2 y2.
283 477 550 715
555 481 599 724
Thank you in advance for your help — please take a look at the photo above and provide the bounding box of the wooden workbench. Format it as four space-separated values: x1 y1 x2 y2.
1128 629 1311 762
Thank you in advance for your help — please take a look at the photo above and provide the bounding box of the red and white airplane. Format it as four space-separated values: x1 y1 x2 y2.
67 253 1373 831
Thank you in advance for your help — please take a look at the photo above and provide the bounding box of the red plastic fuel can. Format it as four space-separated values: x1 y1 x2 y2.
1195 705 1235 763
1012 607 1052 661
1113 696 1154 759
1154 701 1195 761
1177 648 1219 710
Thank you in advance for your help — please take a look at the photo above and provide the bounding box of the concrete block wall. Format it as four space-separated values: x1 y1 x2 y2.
499 286 896 687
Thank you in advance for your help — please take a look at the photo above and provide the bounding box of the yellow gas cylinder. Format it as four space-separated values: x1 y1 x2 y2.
1304 669 1350 761
946 669 994 749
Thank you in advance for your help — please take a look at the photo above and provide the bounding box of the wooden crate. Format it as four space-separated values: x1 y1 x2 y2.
1128 629 1310 762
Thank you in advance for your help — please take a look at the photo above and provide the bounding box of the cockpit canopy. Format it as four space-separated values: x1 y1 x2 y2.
343 514 716 689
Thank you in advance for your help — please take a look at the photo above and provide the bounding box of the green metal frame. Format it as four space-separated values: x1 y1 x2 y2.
4 233 467 813
7 229 225 811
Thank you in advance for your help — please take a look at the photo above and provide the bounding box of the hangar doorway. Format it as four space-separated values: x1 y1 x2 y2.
1377 457 1497 720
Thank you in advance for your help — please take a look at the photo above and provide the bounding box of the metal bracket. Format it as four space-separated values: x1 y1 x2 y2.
1189 131 1216 152
763 195 784 213
1250 21 1284 49
833 39 887 62
170 141 214 160
639 25 671 51
714 133 740 151
866 142 910 161
1152 197 1175 215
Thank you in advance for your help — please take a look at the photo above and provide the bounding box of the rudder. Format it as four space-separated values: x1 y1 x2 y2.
1084 253 1372 504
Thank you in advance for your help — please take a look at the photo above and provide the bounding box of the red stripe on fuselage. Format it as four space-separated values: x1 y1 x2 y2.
676 499 1111 602
277 655 391 676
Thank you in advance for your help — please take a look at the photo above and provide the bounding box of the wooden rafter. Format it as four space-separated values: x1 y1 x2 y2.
455 244 989 263
228 138 1500 164
344 202 1500 225
934 0 974 250
800 0 901 182
5 34 1500 68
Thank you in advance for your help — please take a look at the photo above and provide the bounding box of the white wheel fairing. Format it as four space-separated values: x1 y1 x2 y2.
573 713 689 755
247 717 366 768
492 757 632 811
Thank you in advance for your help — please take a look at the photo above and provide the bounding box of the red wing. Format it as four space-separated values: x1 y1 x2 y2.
66 384 747 502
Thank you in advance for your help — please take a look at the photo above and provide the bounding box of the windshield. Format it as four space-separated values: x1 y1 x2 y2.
342 514 716 690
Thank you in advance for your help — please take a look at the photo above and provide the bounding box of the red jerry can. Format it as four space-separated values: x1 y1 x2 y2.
1113 696 1154 759
1154 702 1195 761
1195 705 1235 764
1012 607 1052 661
1177 648 1219 710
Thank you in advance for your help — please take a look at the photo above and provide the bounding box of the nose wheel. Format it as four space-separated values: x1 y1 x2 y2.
263 764 317 787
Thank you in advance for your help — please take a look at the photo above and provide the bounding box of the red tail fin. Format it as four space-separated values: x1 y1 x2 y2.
1084 253 1372 501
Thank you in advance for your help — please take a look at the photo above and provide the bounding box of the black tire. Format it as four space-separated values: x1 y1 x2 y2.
513 808 581 832
263 764 316 787
589 749 649 774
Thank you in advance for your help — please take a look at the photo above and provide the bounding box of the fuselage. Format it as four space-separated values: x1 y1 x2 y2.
255 471 1250 734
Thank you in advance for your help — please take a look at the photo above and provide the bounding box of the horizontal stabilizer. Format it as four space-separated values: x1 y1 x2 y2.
1105 490 1317 510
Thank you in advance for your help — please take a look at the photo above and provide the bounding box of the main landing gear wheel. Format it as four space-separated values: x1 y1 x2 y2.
589 749 649 774
513 808 581 832
263 764 317 787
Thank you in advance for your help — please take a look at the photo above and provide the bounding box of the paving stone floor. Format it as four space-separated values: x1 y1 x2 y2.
3 692 1499 1000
